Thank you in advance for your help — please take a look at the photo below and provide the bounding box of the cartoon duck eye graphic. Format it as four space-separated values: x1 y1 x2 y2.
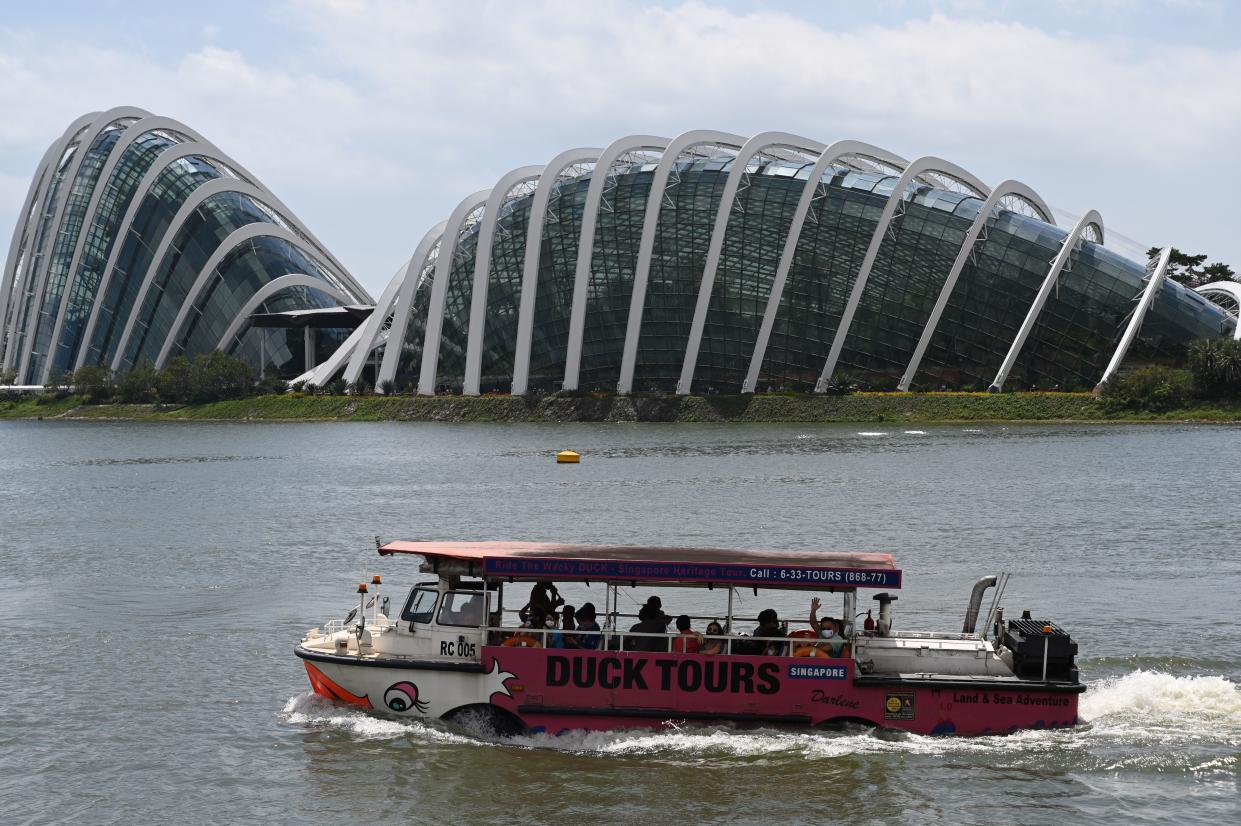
384 681 429 713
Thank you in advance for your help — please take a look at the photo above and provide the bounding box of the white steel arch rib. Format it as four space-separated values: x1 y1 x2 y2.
215 273 351 353
16 106 150 380
988 210 1105 392
75 143 256 372
898 180 1056 391
41 116 207 383
109 178 278 371
1095 244 1172 390
462 165 545 396
4 111 103 372
1 137 67 368
676 132 827 395
155 223 330 368
616 129 745 394
509 147 601 395
369 222 448 389
561 135 670 392
299 258 409 386
79 138 367 373
339 255 419 387
742 140 910 393
814 156 991 392
300 322 369 387
1195 282 1241 340
417 191 492 394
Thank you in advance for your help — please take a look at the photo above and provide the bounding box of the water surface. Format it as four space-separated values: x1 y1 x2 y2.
1 421 1237 824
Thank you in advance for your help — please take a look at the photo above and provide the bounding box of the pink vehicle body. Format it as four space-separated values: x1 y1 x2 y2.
295 541 1083 737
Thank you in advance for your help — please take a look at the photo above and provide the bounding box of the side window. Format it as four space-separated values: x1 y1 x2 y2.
401 589 438 623
438 592 486 627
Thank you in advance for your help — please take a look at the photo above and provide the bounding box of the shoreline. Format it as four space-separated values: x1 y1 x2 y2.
4 391 1241 424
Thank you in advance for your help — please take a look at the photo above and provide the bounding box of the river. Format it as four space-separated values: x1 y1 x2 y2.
0 421 1237 824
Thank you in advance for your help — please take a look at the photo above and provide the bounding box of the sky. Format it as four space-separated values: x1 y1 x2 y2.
2 0 1239 299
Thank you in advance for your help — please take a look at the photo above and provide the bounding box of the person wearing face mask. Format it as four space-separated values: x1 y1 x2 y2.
545 612 565 648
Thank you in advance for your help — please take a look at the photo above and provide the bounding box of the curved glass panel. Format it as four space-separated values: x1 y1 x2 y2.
476 194 534 393
27 125 131 380
692 173 805 393
577 166 655 391
88 155 225 367
49 130 182 376
631 165 730 392
386 162 1233 395
525 176 591 393
756 170 890 391
832 186 980 389
9 137 85 373
120 190 281 370
173 236 340 359
431 213 484 393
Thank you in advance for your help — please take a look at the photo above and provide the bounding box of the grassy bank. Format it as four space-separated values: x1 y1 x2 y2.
6 391 1241 423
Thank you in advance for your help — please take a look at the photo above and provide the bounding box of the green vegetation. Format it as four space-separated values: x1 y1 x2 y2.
5 389 1241 424
1186 338 1241 400
4 336 1239 424
0 393 85 419
1097 339 1241 413
1097 366 1194 413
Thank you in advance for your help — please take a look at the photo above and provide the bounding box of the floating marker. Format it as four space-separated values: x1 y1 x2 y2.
556 450 580 464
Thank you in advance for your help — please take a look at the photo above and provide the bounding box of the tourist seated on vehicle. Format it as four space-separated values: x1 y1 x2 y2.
512 606 546 640
522 580 564 623
575 602 601 650
742 608 786 656
670 614 703 653
504 605 546 647
701 621 726 655
545 613 565 648
643 595 670 625
626 604 670 652
560 604 579 648
809 597 847 657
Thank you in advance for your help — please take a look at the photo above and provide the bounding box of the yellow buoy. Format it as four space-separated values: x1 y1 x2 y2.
556 450 580 464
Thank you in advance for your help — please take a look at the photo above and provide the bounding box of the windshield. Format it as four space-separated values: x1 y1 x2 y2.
401 588 438 623
438 592 486 627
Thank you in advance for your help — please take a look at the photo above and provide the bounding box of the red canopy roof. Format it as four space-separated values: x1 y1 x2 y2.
379 540 895 569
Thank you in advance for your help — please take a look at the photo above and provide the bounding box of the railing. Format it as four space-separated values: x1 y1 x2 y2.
318 616 397 637
482 626 847 657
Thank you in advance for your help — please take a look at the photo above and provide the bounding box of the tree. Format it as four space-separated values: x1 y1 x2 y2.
190 351 254 403
1098 366 1193 413
154 357 196 404
1187 338 1241 400
70 365 112 403
1147 247 1237 290
116 366 158 403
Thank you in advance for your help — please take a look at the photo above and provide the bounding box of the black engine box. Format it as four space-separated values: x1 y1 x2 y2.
1002 619 1079 683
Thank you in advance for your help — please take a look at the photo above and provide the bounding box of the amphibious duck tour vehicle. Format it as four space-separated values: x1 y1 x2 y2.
295 541 1083 736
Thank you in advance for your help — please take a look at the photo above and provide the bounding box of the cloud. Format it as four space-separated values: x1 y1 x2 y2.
282 0 1241 165
1 1 1240 293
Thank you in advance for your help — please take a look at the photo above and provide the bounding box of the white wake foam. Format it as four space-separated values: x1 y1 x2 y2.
279 693 479 745
1080 670 1241 727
